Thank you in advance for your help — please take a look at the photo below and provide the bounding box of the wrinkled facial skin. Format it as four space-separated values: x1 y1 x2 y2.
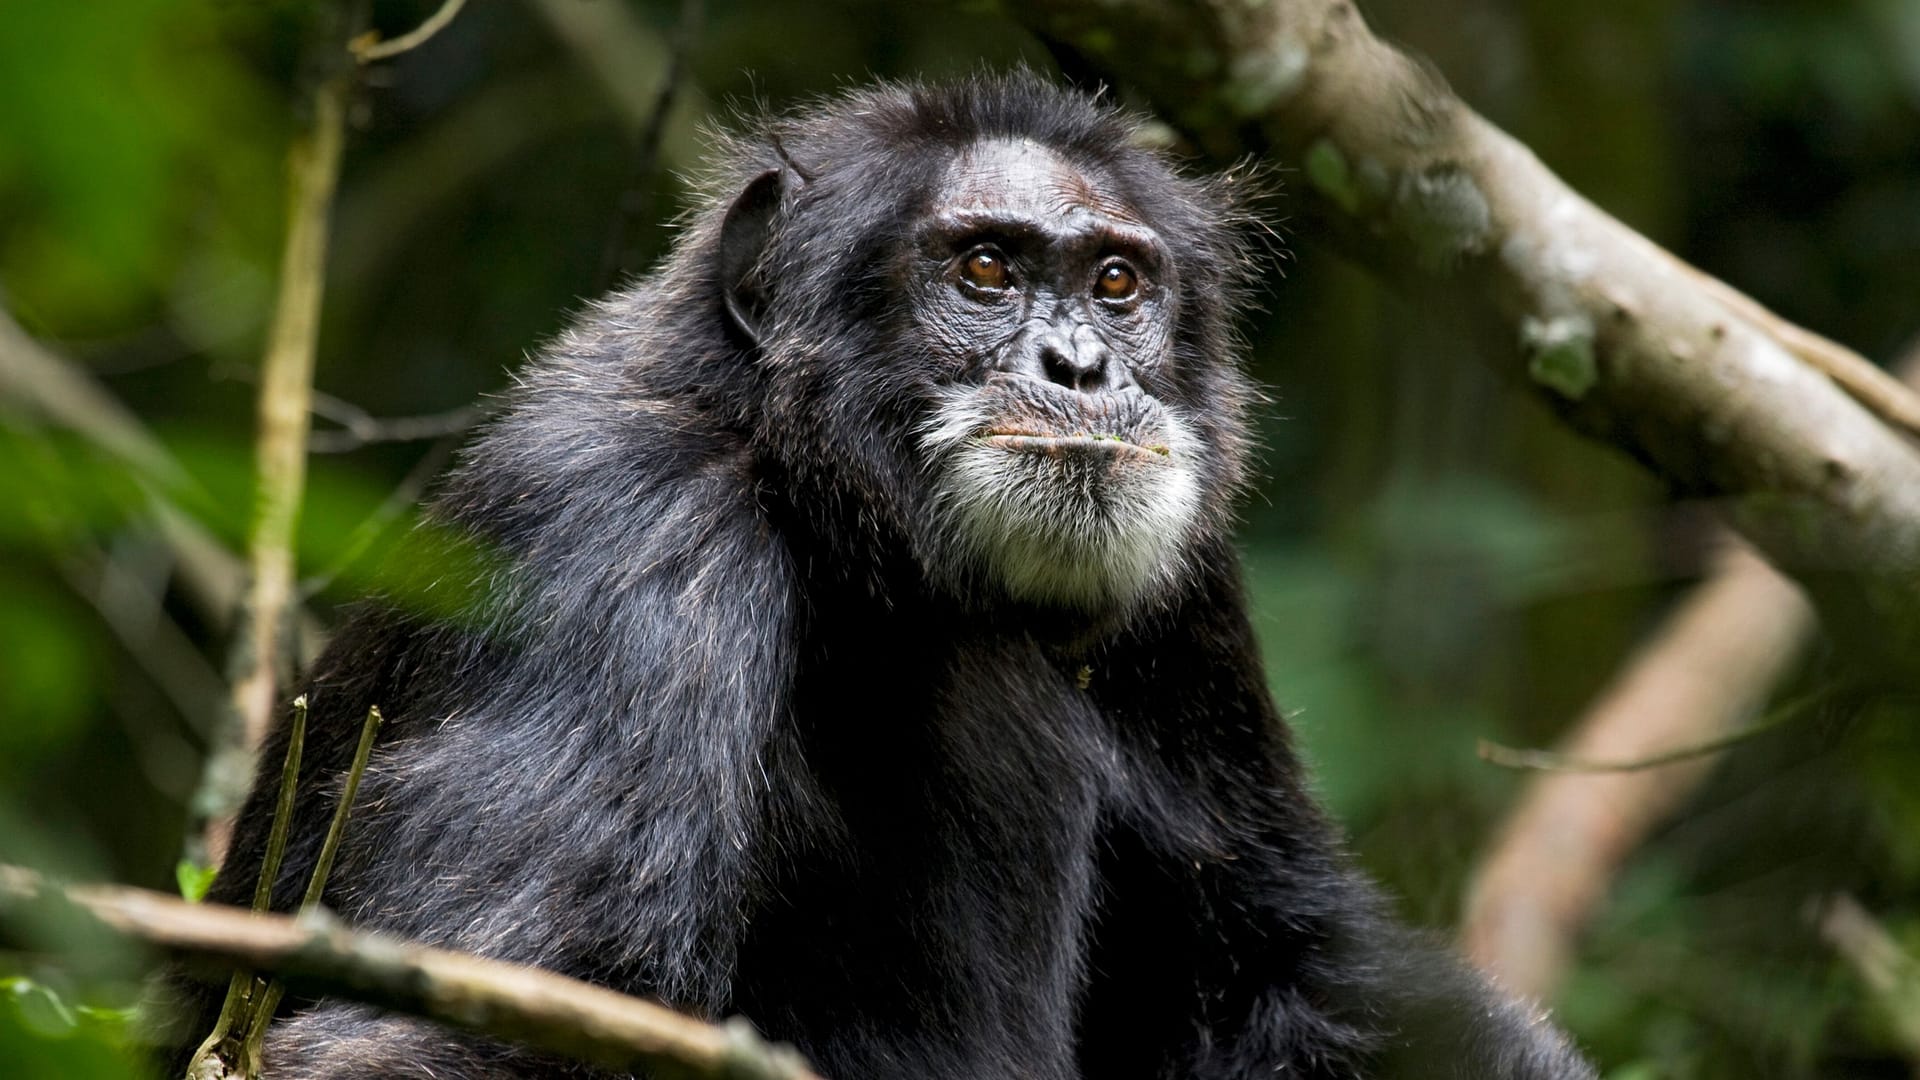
910 138 1204 612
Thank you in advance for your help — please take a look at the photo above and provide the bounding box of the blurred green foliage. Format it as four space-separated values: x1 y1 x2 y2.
2 0 1919 1076
0 0 285 337
2 977 152 1080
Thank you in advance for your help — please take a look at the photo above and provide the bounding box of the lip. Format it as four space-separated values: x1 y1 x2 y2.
980 432 1171 460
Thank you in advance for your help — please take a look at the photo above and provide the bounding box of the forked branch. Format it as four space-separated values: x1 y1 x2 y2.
1010 0 1920 663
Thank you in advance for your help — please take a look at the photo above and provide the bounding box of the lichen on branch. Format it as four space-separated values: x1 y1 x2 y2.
1012 0 1920 664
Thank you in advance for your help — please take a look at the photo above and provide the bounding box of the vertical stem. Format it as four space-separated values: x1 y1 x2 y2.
301 705 384 912
184 696 310 1079
187 4 359 871
596 0 704 290
253 693 310 913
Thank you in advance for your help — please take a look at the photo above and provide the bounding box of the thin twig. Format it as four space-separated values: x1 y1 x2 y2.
598 0 704 289
300 434 463 599
54 547 227 738
259 695 311 914
0 309 325 658
0 865 823 1080
525 0 691 126
351 0 468 63
205 374 488 453
1464 340 1920 997
0 309 188 490
304 705 381 913
1475 685 1833 773
308 394 487 453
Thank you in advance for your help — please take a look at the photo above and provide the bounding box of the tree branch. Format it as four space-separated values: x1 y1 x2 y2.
1461 341 1920 998
597 0 704 290
0 865 821 1080
0 309 327 656
306 393 487 453
1009 0 1920 665
198 3 361 870
1459 542 1814 997
1472 680 1832 775
525 0 709 131
1816 894 1920 1069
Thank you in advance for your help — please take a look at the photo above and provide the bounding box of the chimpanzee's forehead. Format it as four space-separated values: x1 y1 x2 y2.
938 137 1146 228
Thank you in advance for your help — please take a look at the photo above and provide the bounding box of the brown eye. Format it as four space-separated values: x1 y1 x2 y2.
1095 261 1138 301
960 248 1009 290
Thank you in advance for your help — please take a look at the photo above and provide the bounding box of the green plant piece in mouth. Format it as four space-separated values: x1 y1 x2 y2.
1088 432 1171 457
976 430 1171 458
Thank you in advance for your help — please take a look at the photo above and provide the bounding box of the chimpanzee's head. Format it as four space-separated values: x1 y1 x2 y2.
701 74 1261 614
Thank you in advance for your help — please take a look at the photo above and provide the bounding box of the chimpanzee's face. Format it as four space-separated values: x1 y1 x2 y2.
908 138 1204 612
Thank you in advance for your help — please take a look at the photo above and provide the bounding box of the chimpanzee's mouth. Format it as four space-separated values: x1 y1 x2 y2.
979 430 1172 460
966 376 1177 464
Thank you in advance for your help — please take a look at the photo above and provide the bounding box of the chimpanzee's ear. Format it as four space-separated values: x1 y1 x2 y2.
717 167 794 346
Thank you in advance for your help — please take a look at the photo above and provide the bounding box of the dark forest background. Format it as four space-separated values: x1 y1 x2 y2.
3 1 1920 1076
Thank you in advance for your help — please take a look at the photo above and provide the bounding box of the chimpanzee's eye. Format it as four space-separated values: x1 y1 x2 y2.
1095 260 1139 302
959 247 1010 291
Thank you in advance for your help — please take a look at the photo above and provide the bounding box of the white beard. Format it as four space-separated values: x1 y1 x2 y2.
917 387 1203 611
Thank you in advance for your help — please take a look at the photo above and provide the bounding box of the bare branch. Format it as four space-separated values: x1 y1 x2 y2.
1474 682 1827 774
300 434 462 599
0 308 326 657
307 393 487 453
0 866 822 1080
1459 542 1814 998
53 544 225 737
0 308 188 488
597 0 704 290
1462 342 1920 997
524 0 710 131
234 705 383 1071
1010 0 1920 663
186 696 310 1079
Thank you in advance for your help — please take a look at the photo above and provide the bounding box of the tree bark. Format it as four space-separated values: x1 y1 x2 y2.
1009 0 1920 666
0 866 821 1080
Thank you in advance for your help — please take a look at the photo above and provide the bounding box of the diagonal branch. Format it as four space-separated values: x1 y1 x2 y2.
597 0 704 290
1461 541 1815 998
0 310 327 676
1009 0 1920 664
1460 340 1920 999
0 865 822 1080
1817 893 1920 1068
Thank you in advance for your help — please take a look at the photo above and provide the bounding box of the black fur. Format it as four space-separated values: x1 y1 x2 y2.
171 74 1594 1079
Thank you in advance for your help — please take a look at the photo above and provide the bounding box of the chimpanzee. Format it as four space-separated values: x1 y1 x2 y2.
177 73 1595 1079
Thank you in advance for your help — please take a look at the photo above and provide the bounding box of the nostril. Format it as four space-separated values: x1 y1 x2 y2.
1043 353 1087 391
1041 341 1108 393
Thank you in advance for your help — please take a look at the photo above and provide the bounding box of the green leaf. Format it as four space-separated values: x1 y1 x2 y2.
175 860 217 903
